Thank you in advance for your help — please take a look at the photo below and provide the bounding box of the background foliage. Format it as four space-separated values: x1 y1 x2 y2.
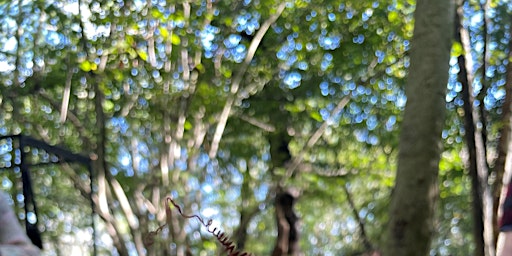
0 0 510 255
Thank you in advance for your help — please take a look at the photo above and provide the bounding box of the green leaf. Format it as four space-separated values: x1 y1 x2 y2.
151 9 163 19
78 60 97 72
451 41 464 57
79 60 91 72
137 49 148 61
184 120 192 130
310 112 322 122
104 100 114 112
171 34 181 45
388 11 399 23
159 27 169 39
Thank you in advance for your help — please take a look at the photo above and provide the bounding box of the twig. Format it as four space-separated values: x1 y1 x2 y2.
145 197 254 256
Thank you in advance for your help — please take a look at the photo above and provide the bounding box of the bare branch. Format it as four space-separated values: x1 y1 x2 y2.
209 2 287 158
283 96 350 181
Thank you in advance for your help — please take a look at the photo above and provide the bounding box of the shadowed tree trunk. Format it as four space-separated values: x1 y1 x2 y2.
272 189 300 256
494 5 512 252
455 3 486 255
268 131 302 256
382 0 455 255
234 163 262 251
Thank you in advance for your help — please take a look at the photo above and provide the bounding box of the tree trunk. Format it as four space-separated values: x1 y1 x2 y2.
272 190 300 256
269 131 301 256
455 4 487 255
494 6 512 252
93 80 129 256
382 0 455 255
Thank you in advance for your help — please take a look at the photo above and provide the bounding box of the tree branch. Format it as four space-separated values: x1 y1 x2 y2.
209 2 287 158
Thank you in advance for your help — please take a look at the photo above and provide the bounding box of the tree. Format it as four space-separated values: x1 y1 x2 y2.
9 0 512 255
383 0 455 255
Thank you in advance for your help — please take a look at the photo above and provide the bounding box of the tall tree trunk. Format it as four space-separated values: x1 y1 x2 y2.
494 9 512 253
234 161 262 251
93 80 129 256
458 45 486 256
272 189 300 256
382 0 455 255
455 3 489 255
269 132 301 256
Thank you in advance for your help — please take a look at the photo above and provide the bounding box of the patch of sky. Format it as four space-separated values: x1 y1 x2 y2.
304 43 314 51
201 25 219 57
284 71 302 89
320 81 330 96
276 48 289 61
226 187 241 202
228 165 243 185
321 53 333 71
354 129 379 145
286 54 298 67
349 102 361 116
273 25 284 34
277 39 296 61
328 13 336 22
224 34 242 48
396 92 407 108
295 42 303 51
319 108 330 120
175 158 187 171
362 8 373 22
236 12 260 35
201 206 219 218
346 10 354 19
346 81 357 91
368 95 378 105
387 31 395 42
310 10 317 18
45 31 67 47
385 116 397 131
403 39 410 50
375 50 385 63
234 44 247 62
1 177 12 189
353 34 365 44
0 56 15 73
319 35 341 50
255 183 268 201
202 183 213 194
2 37 16 53
366 115 378 130
332 76 342 84
197 153 210 169
338 3 345 12
309 22 318 32
288 32 299 41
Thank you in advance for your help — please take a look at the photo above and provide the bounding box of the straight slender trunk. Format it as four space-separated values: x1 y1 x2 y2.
455 5 485 255
494 7 512 252
382 0 455 255
455 2 496 254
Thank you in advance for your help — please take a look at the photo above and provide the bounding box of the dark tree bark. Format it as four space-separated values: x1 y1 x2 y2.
268 131 301 256
494 3 512 250
382 0 455 255
455 4 486 255
272 190 300 256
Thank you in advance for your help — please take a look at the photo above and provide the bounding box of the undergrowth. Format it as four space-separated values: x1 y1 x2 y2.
145 197 253 256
